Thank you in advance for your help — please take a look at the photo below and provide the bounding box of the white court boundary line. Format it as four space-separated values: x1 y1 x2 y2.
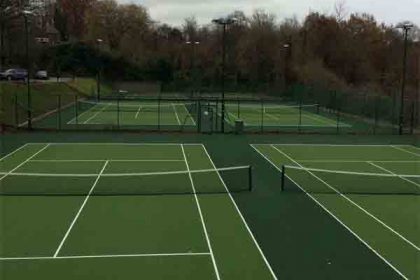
135 105 142 119
367 161 420 190
201 144 278 280
271 144 419 251
53 161 109 257
29 159 185 163
171 103 181 125
181 144 221 280
0 144 30 161
298 160 420 163
0 144 50 181
0 252 211 261
83 104 110 124
250 144 408 280
391 145 420 157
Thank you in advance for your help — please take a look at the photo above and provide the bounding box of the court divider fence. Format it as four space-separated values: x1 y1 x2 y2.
4 88 418 135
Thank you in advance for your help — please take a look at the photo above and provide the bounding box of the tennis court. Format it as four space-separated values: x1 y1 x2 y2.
224 103 351 129
252 144 419 280
67 100 197 127
0 143 276 279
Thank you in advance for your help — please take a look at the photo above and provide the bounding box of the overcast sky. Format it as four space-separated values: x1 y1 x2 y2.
117 0 420 27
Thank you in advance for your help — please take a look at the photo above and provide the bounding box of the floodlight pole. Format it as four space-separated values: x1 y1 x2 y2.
398 24 413 135
96 39 103 101
23 11 32 129
186 41 200 95
212 17 236 133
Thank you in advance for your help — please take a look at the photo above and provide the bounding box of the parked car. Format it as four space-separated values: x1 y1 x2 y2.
34 70 49 80
0 69 28 81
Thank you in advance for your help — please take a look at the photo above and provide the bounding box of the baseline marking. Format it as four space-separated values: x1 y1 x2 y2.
251 144 408 280
391 145 420 157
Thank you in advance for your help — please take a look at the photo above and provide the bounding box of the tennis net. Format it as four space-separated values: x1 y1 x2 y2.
281 165 420 195
0 166 252 196
78 100 197 114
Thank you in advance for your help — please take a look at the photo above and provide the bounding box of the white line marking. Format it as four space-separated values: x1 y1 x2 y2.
0 144 50 181
83 104 110 124
367 162 420 190
250 144 408 280
2 166 250 178
282 165 419 179
181 144 221 280
53 161 109 257
271 145 419 251
29 159 185 163
135 106 142 119
391 145 420 157
260 144 398 147
201 144 278 280
0 144 29 161
172 104 181 125
298 160 420 163
181 104 196 125
0 252 211 261
67 102 96 124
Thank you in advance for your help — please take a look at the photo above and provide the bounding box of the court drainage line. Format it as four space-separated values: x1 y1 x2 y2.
172 104 181 125
250 145 408 280
391 145 420 157
0 144 50 181
53 160 109 258
201 144 278 280
180 144 221 280
271 145 420 252
367 161 420 190
0 252 211 261
135 106 142 119
0 143 30 162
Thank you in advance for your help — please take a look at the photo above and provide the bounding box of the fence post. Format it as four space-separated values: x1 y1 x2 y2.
57 95 62 130
298 100 302 133
158 97 161 131
74 95 79 125
281 165 285 191
410 101 415 135
374 96 379 135
261 99 264 133
117 95 120 128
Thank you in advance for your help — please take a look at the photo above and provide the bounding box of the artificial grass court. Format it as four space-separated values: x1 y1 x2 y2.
252 144 419 280
224 103 351 129
0 143 275 279
67 100 197 127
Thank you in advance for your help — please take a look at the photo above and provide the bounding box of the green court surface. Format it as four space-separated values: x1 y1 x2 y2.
0 143 276 279
224 103 351 129
68 101 197 127
252 144 420 280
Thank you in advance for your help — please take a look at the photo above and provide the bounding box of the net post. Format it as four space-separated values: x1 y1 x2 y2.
281 165 285 191
248 165 253 192
74 95 79 125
